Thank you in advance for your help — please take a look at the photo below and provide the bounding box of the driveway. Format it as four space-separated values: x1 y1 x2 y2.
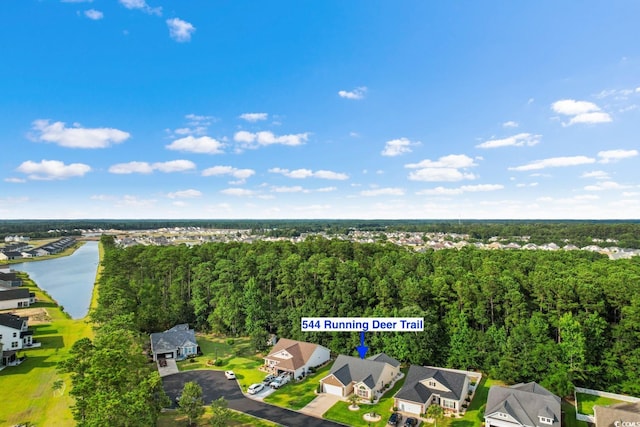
157 359 178 377
162 370 347 427
300 393 341 417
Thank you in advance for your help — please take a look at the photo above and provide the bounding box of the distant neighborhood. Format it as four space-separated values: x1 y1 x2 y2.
0 236 76 261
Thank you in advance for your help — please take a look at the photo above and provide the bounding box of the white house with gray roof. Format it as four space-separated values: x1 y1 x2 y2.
394 365 471 416
485 382 560 427
149 323 198 361
319 353 401 400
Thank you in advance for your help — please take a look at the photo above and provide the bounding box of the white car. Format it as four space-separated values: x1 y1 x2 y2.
247 383 265 395
270 374 290 389
224 370 236 380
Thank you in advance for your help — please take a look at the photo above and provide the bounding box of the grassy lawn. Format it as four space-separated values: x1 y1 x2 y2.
158 408 279 427
263 363 332 410
324 368 408 427
176 335 266 392
563 400 589 427
0 276 95 427
575 392 626 416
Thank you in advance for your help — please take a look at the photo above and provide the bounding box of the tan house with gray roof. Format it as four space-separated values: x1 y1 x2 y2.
263 338 330 379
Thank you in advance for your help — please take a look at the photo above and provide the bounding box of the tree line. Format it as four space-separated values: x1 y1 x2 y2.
93 235 640 397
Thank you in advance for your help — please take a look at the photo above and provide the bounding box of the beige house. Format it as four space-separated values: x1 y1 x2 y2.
594 401 640 427
263 338 330 379
320 353 401 400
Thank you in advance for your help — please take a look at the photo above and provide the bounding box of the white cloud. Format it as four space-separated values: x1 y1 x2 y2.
31 119 130 149
360 188 405 196
597 149 638 163
220 188 255 196
338 86 367 100
509 156 595 171
271 186 305 193
119 0 161 15
317 186 337 192
581 170 610 180
239 113 268 122
417 184 504 196
405 154 478 182
117 195 157 208
166 136 224 154
234 131 309 148
476 133 541 149
153 160 196 173
17 159 91 180
515 182 539 188
502 121 519 128
584 181 630 191
109 160 195 174
202 166 255 182
167 189 202 199
4 177 27 183
269 167 348 180
381 138 416 157
84 9 103 20
551 99 612 126
185 114 215 126
166 18 195 42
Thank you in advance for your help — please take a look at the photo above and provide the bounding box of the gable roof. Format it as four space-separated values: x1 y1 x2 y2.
326 353 399 388
0 313 28 330
264 338 325 372
150 323 197 354
486 382 561 427
0 288 30 301
395 365 469 404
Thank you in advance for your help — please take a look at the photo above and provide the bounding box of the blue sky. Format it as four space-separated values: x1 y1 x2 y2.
1 1 639 219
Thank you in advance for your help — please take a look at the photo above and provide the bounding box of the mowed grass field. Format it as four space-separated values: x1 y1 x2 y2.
0 242 102 427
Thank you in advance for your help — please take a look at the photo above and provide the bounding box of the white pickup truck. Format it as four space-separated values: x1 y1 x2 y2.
269 374 291 389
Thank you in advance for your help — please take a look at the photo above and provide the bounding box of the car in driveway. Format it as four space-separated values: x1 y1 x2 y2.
403 417 418 426
263 374 276 385
224 370 236 380
270 374 290 389
247 383 265 395
387 412 402 426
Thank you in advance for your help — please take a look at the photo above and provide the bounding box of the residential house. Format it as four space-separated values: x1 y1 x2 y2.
394 365 471 416
149 323 198 361
485 382 560 427
319 353 401 400
0 272 23 288
594 401 640 427
0 313 35 365
0 288 35 310
263 338 330 379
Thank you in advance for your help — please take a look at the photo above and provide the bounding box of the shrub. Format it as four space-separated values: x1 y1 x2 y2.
226 338 235 346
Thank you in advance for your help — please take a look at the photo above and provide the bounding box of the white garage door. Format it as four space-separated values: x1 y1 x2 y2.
323 384 343 396
398 401 422 415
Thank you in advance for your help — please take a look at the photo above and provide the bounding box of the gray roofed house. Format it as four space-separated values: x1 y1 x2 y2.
319 353 401 400
149 323 198 361
485 382 561 427
394 365 471 416
0 288 34 309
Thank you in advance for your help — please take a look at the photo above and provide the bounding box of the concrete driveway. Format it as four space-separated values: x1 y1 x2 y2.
157 359 179 377
162 370 347 427
300 393 341 417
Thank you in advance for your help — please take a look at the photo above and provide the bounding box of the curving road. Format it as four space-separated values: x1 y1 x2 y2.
162 370 347 427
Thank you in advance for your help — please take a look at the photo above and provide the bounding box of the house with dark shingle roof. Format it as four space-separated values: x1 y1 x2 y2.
594 400 640 427
485 382 561 427
149 323 198 361
0 288 34 310
264 338 330 379
319 353 401 400
394 365 471 416
0 272 22 288
0 313 35 366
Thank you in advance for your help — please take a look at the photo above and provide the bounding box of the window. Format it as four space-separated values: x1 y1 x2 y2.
12 341 18 348
442 400 456 409
357 386 368 398
13 332 17 337
429 381 436 387
0 334 3 339
539 417 553 425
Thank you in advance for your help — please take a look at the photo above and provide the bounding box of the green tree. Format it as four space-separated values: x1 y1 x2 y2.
209 397 232 427
178 381 205 427
426 404 445 427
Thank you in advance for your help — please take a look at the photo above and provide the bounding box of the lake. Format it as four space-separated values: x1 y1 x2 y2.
11 241 99 319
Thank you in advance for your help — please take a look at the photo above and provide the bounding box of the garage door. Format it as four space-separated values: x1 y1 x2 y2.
323 384 343 396
398 401 422 415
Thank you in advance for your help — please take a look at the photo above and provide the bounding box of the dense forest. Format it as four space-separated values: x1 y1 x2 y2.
92 235 640 397
2 219 640 248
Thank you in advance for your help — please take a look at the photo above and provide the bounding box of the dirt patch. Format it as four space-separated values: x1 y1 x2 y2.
0 307 52 324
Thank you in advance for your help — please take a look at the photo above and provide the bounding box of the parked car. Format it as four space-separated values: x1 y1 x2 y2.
224 370 236 380
403 417 418 426
387 412 402 426
263 374 276 385
270 374 290 389
247 383 265 395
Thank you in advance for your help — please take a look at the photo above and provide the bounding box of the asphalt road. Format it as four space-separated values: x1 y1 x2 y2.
162 370 348 427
